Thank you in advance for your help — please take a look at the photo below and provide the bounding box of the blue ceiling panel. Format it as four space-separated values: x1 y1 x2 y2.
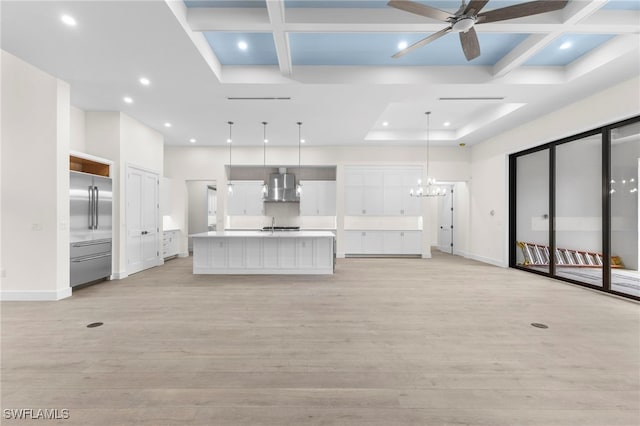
204 32 278 65
184 0 266 7
524 34 616 66
602 0 640 10
290 32 528 66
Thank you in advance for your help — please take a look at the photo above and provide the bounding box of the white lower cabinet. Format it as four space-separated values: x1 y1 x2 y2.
344 230 422 256
193 235 335 274
162 230 180 259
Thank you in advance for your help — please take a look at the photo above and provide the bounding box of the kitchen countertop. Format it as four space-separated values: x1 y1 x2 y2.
191 230 335 238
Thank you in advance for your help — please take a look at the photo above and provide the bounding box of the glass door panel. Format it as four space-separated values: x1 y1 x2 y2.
516 149 550 273
555 135 603 286
610 122 640 297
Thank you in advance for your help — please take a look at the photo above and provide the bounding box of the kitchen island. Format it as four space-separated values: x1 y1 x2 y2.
191 230 335 275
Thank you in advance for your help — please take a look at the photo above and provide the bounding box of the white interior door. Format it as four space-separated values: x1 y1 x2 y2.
439 186 454 254
142 172 159 270
127 165 159 275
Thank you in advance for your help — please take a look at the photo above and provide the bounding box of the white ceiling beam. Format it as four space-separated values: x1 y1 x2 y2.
492 33 559 78
565 34 640 82
492 0 611 78
186 7 637 34
266 0 292 77
562 0 608 23
165 0 223 81
187 7 271 32
220 64 566 85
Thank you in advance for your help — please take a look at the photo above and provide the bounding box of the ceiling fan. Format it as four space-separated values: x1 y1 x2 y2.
388 0 569 61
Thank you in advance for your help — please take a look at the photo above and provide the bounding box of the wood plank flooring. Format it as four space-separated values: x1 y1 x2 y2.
2 252 639 425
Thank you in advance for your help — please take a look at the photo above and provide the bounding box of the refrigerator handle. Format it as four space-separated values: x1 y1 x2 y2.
88 185 94 229
94 186 99 229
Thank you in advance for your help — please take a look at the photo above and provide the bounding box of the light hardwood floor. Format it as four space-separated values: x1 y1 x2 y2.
2 252 639 425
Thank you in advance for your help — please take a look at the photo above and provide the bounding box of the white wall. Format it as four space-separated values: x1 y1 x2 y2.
186 180 215 250
1 50 71 300
470 76 640 267
164 145 471 257
70 106 86 152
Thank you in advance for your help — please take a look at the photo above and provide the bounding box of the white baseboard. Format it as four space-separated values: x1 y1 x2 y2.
421 253 432 259
178 252 189 258
337 252 345 259
461 252 507 268
1 287 72 301
111 271 128 280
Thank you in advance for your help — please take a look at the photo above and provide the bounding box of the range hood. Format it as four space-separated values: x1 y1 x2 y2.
265 168 299 202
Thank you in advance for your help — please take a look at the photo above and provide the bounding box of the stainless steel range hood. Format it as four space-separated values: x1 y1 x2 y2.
265 168 299 202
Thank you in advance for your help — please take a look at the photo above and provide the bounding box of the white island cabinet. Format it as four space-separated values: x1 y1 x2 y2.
192 231 335 275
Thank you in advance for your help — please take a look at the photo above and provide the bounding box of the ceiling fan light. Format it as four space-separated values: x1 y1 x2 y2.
452 17 475 33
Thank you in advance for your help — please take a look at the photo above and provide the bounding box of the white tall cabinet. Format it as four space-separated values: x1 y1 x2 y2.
344 165 423 256
300 180 336 216
344 166 422 216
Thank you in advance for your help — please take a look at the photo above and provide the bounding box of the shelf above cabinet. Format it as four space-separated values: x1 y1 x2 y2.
70 155 110 177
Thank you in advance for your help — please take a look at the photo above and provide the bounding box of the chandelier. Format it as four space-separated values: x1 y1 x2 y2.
410 111 446 197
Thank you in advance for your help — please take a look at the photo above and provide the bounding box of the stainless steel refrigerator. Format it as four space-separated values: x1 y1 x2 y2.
70 171 113 287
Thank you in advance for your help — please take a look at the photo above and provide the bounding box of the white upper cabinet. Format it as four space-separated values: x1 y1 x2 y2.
227 181 264 216
345 166 422 216
344 167 384 215
300 180 336 216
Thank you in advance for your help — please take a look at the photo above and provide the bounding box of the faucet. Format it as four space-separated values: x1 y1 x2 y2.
271 216 275 233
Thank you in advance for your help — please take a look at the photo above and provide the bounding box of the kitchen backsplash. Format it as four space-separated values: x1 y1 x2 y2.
227 202 336 230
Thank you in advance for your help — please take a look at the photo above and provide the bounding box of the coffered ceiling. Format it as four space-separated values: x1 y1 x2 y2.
1 0 639 147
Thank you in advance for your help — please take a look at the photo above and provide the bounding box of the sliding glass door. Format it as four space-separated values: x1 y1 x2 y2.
555 134 603 287
515 149 550 274
610 121 640 297
510 115 640 301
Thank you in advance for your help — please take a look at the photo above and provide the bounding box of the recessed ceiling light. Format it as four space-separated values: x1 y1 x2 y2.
60 14 77 27
227 138 232 143
164 122 172 128
397 41 408 50
301 139 306 144
559 41 572 50
189 138 196 143
443 121 451 127
264 139 269 143
123 96 133 104
382 121 389 127
139 77 150 86
238 41 248 51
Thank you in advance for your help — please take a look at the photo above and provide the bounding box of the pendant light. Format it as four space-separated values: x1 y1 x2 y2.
296 122 302 196
410 112 446 197
262 122 269 198
227 121 233 194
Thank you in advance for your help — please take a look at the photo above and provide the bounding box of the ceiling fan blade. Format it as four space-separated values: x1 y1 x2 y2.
459 27 480 61
463 0 490 15
392 27 452 59
477 0 568 24
387 0 453 22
